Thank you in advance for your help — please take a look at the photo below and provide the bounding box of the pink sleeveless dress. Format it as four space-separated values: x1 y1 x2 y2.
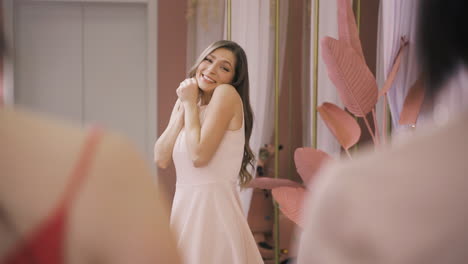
170 104 262 264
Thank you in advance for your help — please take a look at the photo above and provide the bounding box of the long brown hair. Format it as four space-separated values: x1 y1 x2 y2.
188 40 255 186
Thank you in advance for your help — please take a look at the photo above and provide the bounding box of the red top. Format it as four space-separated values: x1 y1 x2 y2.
2 128 103 264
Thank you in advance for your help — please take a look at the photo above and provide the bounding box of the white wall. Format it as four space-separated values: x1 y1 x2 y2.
4 0 157 166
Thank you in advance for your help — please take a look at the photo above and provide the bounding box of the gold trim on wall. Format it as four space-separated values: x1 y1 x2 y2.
312 0 320 149
353 0 361 152
226 0 232 40
273 0 280 262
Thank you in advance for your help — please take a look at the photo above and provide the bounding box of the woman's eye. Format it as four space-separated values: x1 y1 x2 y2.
204 58 213 63
222 67 230 72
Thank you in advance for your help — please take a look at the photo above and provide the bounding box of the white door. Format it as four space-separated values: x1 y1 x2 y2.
10 0 156 164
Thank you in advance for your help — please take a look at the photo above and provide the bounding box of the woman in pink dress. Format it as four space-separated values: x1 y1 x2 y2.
154 40 263 264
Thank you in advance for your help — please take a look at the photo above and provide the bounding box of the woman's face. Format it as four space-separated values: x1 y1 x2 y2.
196 48 236 93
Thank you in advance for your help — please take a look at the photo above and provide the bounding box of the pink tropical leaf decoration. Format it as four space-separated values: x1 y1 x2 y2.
378 37 409 98
321 37 378 117
377 37 409 142
246 177 302 189
399 75 425 126
337 0 365 60
272 186 307 228
317 102 361 157
294 147 332 185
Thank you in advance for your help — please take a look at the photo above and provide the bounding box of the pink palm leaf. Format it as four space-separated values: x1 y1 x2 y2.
378 37 409 143
337 0 365 60
294 147 332 184
247 147 332 190
272 187 307 228
399 75 425 126
317 102 361 158
267 147 332 227
246 177 302 189
321 36 378 143
378 37 409 98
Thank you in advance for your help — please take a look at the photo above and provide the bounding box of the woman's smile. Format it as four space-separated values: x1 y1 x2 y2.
200 73 216 84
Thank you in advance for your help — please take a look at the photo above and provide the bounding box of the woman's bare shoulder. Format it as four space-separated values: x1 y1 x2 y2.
213 84 239 97
207 84 241 110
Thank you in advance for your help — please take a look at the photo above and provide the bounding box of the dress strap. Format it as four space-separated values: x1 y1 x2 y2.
61 126 104 205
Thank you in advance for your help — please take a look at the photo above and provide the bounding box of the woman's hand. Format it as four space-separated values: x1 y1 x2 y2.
176 78 199 104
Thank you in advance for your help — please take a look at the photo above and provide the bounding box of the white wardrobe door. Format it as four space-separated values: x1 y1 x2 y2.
83 3 148 155
14 2 151 159
14 2 83 122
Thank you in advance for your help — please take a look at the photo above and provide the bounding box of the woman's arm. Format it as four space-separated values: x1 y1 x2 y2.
179 82 239 167
153 99 184 169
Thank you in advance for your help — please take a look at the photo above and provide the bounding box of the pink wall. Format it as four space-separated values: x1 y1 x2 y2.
157 0 188 205
0 1 4 105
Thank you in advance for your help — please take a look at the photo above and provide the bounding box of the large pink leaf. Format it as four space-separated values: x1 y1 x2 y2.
317 102 361 152
246 177 302 189
272 187 307 228
321 37 378 117
294 147 332 185
399 75 425 126
337 0 364 60
378 37 409 98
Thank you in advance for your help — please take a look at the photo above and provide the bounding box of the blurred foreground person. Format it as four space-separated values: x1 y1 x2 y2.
297 0 468 263
0 36 180 263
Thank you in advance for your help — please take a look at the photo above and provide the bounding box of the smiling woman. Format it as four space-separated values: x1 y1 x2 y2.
196 49 236 93
153 40 262 264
